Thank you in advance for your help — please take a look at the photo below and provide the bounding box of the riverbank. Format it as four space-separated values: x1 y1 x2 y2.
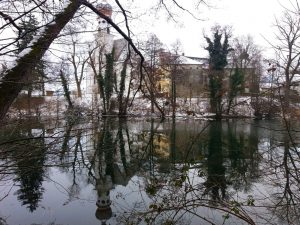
6 95 297 121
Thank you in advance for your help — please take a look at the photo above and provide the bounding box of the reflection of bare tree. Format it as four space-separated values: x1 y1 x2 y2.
5 118 300 225
65 130 83 204
226 121 260 192
60 121 75 161
267 130 300 225
128 120 259 225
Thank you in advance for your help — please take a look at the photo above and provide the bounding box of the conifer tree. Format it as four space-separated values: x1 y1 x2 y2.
16 15 39 53
16 15 46 99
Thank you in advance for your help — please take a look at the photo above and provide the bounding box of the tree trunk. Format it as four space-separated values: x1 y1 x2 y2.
284 81 290 114
60 71 73 109
27 86 32 116
76 81 82 98
118 56 129 116
0 0 81 122
171 74 176 119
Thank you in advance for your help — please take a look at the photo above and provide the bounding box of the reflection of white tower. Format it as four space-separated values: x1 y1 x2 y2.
96 176 112 209
95 176 113 225
93 150 114 224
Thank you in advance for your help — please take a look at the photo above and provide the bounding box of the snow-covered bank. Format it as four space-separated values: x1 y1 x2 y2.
6 96 262 120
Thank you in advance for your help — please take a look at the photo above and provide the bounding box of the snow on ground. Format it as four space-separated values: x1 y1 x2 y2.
5 95 267 120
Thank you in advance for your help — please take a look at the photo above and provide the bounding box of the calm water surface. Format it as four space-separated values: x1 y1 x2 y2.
0 118 299 225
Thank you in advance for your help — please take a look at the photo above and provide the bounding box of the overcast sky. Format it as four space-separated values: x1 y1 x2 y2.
0 0 290 65
122 0 287 58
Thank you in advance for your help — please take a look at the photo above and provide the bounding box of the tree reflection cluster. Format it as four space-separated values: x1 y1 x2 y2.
0 118 300 224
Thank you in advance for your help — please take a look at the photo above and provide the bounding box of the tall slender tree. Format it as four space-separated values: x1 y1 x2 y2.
272 2 300 116
0 0 209 121
118 55 130 116
227 67 244 114
143 34 164 114
205 26 232 119
104 48 115 115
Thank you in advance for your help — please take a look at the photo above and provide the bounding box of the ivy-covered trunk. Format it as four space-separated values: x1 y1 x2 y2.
227 67 244 115
209 71 223 119
60 70 73 109
205 27 232 120
118 57 129 116
103 49 115 115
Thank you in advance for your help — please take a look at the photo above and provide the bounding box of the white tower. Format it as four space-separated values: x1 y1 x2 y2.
96 0 114 54
97 0 113 34
84 0 114 104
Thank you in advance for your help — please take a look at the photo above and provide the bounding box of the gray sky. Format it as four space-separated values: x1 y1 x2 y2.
121 0 286 57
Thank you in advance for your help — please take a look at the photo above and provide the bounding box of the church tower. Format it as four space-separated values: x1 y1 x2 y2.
96 0 114 54
97 0 112 34
83 0 114 103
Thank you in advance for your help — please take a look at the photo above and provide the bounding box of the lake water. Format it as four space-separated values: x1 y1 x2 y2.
0 118 299 225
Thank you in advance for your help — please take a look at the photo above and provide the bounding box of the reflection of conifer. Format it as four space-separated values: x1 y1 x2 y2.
12 129 46 212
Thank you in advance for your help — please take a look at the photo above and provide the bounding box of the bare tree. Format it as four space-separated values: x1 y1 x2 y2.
0 0 144 121
88 43 107 114
0 1 82 121
142 34 164 114
0 0 209 121
228 35 263 115
68 32 89 99
271 0 300 114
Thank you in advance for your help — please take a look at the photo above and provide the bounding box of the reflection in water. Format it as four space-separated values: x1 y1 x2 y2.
94 119 115 224
269 130 300 225
89 118 141 224
0 119 300 224
204 121 226 201
1 122 46 212
14 134 46 212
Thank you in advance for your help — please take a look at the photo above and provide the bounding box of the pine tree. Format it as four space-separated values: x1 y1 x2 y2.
16 14 47 113
16 14 39 53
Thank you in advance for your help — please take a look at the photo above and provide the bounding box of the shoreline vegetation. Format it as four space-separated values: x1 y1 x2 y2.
5 94 296 122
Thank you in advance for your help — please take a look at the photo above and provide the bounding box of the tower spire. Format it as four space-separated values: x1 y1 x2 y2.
96 0 113 33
